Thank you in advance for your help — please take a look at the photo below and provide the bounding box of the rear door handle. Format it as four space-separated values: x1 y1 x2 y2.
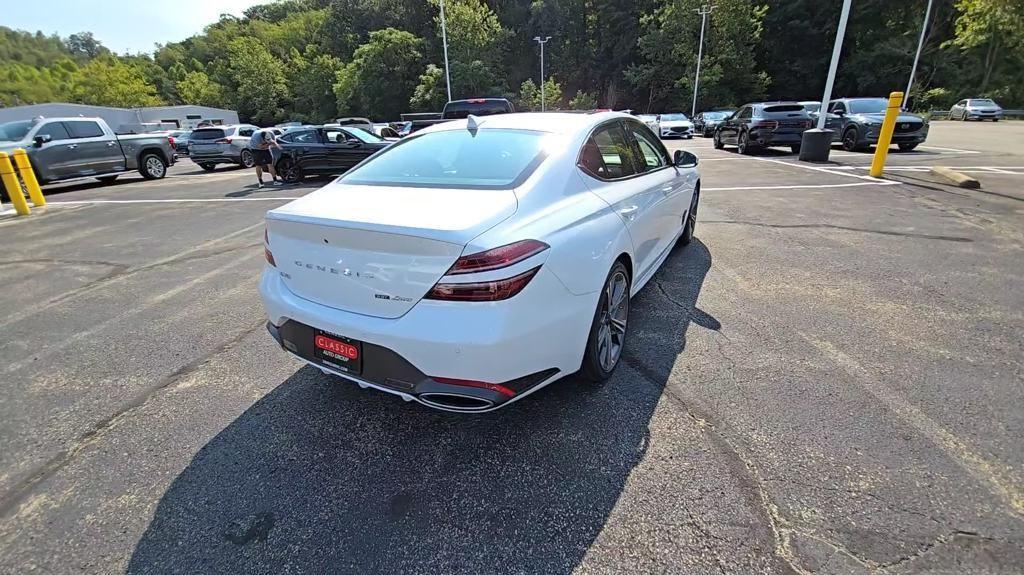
106 141 116 147
660 185 674 194
66 144 78 150
618 205 639 221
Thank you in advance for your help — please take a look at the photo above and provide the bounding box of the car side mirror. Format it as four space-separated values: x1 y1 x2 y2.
33 134 51 147
674 150 698 168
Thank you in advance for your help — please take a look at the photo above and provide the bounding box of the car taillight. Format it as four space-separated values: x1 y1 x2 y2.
431 376 516 398
215 138 230 144
425 266 540 302
751 120 779 130
447 240 549 275
264 228 276 266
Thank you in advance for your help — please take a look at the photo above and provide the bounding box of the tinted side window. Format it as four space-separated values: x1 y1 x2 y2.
289 130 319 144
579 123 637 180
237 128 254 137
625 122 669 171
36 122 71 141
829 102 847 114
738 107 753 119
65 121 105 138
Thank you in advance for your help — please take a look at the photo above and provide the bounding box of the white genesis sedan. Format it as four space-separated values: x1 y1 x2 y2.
260 112 700 412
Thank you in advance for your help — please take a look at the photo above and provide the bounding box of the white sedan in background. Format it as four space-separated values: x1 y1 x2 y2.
659 113 695 139
260 112 701 412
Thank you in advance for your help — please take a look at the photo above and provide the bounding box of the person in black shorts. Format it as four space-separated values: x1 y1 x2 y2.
249 129 282 188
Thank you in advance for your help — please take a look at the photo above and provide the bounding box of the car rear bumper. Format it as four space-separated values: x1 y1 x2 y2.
188 153 240 164
259 266 595 412
750 131 805 146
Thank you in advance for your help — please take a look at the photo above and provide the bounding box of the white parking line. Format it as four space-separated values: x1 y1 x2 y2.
705 181 900 192
46 197 297 205
917 145 982 154
744 155 890 183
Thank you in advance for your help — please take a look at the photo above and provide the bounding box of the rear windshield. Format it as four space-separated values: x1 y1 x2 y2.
847 98 889 114
340 129 547 189
762 105 806 113
443 100 513 119
190 128 229 140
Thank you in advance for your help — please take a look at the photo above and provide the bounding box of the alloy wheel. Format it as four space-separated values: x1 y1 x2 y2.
596 270 629 372
241 150 255 168
145 156 165 178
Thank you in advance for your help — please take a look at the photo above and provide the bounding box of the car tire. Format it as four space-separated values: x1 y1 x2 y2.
993 118 999 122
842 127 860 152
139 153 167 180
713 131 724 149
240 149 255 168
790 144 802 154
580 261 631 383
679 186 700 247
96 175 119 184
738 131 754 155
278 158 304 183
897 143 919 152
199 163 216 172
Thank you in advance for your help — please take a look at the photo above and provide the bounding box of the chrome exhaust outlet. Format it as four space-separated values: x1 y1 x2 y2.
418 393 494 412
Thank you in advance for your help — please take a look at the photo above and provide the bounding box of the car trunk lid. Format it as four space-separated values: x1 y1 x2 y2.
266 182 518 318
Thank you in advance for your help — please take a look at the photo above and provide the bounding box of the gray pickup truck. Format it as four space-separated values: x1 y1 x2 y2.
0 116 175 185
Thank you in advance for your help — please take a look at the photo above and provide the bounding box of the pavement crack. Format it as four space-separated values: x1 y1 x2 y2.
702 220 973 242
0 319 266 519
622 356 805 575
878 530 996 572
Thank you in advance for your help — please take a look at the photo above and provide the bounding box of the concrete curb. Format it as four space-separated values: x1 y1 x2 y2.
931 166 981 188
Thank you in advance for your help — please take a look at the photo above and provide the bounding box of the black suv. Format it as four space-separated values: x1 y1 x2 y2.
693 110 736 137
823 97 928 152
713 102 813 154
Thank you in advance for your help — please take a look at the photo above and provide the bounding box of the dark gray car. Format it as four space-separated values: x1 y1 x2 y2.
823 97 929 152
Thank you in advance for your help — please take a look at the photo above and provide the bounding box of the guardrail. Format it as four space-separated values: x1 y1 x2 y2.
929 109 1024 119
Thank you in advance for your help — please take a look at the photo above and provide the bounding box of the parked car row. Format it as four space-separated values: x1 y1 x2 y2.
0 116 175 190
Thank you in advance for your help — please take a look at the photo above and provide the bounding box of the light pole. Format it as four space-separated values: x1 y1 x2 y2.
691 5 715 118
533 36 552 111
440 0 452 102
799 0 852 162
904 0 934 110
815 0 852 130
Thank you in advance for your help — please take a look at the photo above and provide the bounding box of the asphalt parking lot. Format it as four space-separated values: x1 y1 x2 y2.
1 121 1022 574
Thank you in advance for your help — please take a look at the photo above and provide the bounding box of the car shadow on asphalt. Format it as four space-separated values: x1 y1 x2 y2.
126 239 714 574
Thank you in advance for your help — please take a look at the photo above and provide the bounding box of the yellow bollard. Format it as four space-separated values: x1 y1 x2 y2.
12 149 45 206
869 91 905 177
0 152 30 216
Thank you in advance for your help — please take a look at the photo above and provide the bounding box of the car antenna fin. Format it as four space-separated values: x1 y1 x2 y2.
467 114 481 135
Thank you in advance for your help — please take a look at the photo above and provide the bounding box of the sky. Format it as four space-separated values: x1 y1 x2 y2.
5 0 265 54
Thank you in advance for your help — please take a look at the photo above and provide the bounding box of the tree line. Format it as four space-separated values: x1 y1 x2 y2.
1 0 1021 124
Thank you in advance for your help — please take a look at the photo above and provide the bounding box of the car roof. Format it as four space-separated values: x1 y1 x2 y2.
421 112 634 136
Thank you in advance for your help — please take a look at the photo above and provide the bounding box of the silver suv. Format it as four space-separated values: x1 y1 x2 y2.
187 124 259 171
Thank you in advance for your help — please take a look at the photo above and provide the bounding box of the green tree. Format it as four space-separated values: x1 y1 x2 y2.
432 0 509 98
71 57 162 107
630 0 769 112
176 70 225 107
286 47 343 122
334 28 424 119
949 0 1024 92
517 77 563 111
569 89 599 110
224 37 290 124
410 63 448 111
